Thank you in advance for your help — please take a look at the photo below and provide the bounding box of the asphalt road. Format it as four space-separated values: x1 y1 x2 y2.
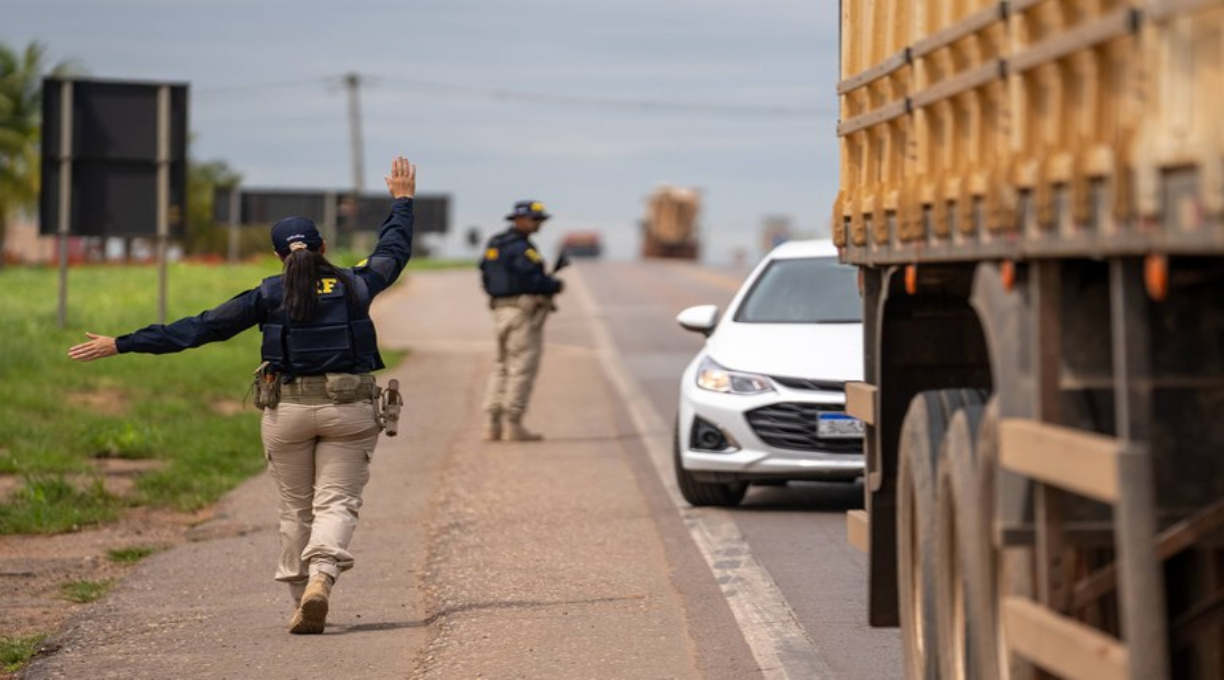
575 259 902 680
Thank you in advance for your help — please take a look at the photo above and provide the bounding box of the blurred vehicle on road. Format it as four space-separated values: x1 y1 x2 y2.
642 185 699 260
673 239 863 506
559 231 603 258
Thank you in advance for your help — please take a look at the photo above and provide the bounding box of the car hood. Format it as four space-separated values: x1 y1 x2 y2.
705 322 864 382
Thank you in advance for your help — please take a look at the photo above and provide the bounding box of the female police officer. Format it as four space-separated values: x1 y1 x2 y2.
68 156 417 635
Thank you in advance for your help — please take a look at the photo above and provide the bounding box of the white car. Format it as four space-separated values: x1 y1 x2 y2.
674 239 865 506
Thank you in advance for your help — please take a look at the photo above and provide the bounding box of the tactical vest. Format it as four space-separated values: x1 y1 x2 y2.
259 273 383 377
480 230 535 298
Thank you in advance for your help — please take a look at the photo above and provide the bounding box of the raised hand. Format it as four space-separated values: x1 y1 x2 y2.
384 156 416 199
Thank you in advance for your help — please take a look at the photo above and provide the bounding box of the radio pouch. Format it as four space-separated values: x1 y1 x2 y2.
325 373 362 404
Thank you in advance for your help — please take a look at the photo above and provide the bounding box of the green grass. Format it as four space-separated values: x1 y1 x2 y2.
0 634 47 673
59 579 113 604
405 257 476 271
0 260 405 534
106 544 164 564
0 476 120 534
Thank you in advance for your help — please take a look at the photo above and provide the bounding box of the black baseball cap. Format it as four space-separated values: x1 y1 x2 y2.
271 217 324 256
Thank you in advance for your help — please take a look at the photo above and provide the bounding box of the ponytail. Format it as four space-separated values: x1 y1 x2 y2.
281 248 359 322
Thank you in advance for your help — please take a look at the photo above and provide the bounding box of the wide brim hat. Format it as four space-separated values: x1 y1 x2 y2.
505 200 551 221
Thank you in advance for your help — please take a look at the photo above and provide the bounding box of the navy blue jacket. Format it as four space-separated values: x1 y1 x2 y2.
115 198 415 365
479 228 562 297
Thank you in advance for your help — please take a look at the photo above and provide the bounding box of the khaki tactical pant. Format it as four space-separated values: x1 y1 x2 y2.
261 400 380 587
483 295 551 418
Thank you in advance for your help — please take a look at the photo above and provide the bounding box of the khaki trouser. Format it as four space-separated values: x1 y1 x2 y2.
261 400 380 586
483 295 551 418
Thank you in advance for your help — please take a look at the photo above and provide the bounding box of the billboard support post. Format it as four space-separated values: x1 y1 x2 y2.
156 85 170 324
227 186 241 264
55 80 73 330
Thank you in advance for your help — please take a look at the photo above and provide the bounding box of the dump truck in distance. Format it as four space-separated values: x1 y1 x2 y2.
641 185 700 259
835 2 1224 679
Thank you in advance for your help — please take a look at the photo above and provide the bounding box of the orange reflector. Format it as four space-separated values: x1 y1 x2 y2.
1001 260 1016 292
905 264 918 295
1144 254 1168 302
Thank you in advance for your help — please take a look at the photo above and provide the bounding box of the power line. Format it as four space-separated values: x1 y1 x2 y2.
195 78 331 96
194 73 833 118
371 75 832 118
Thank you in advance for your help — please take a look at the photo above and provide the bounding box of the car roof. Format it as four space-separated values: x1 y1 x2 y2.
764 239 840 260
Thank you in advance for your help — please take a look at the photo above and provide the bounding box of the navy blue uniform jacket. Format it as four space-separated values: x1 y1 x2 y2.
115 198 414 355
480 228 562 297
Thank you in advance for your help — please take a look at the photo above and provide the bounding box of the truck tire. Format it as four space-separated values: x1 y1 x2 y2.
673 420 748 507
935 403 987 680
971 399 1035 680
897 388 986 680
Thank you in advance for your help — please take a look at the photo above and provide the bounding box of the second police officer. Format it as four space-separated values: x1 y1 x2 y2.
479 200 564 441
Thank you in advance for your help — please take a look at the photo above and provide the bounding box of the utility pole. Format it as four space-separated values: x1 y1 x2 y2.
344 72 366 249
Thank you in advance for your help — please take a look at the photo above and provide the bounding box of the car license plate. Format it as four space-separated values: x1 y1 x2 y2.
817 412 864 439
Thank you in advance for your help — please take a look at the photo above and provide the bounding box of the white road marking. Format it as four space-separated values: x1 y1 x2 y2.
569 267 835 680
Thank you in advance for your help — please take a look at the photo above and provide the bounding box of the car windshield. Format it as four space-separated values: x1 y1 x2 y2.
733 256 861 324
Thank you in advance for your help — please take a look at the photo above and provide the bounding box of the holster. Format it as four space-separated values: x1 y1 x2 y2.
379 378 404 436
251 361 281 410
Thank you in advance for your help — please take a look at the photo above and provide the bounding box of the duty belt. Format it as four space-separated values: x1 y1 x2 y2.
279 374 377 404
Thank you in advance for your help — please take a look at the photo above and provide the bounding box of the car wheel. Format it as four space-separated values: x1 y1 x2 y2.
673 419 748 507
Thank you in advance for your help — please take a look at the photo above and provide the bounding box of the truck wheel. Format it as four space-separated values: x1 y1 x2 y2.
935 403 987 680
673 420 748 507
972 399 1035 680
897 389 985 680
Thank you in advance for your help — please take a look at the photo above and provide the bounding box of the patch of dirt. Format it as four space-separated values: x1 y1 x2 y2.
65 389 130 417
0 505 211 677
211 399 252 417
85 458 166 497
0 459 166 504
0 459 192 677
0 475 19 503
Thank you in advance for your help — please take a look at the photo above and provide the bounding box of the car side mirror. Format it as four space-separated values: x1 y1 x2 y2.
676 305 720 337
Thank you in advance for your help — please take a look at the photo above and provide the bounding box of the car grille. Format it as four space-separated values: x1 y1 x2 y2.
770 376 845 392
746 402 863 453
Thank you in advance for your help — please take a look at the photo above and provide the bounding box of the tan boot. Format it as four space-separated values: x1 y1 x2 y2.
482 412 503 441
288 574 332 634
502 415 543 442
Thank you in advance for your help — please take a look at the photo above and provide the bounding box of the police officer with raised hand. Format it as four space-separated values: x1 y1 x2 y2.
67 156 418 635
480 200 564 442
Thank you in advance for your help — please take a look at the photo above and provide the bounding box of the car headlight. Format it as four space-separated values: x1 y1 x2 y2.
695 356 774 395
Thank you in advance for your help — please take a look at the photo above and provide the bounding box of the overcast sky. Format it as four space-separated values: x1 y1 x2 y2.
5 0 842 262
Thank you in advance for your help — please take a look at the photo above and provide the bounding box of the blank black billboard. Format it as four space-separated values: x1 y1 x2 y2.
40 78 188 237
215 188 450 235
347 194 449 235
235 190 331 226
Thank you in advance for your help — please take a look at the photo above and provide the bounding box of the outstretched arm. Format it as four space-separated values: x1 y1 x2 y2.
68 288 262 361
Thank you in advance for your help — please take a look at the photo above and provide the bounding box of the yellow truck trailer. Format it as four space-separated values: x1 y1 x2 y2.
835 1 1224 679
